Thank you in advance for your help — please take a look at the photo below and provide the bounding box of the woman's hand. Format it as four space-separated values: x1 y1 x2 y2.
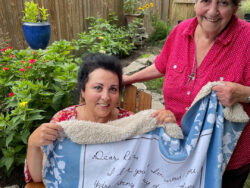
26 123 63 182
28 123 63 148
152 109 176 124
212 82 250 107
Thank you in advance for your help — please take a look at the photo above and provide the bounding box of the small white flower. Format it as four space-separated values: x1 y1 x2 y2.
57 160 65 170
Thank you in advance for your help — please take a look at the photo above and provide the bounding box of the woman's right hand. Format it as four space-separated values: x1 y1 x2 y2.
28 123 63 148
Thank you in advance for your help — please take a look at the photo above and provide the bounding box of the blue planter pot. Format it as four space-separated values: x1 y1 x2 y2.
22 22 51 50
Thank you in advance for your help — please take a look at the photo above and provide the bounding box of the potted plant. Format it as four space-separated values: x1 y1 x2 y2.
22 0 51 49
241 0 250 22
123 0 154 25
123 0 143 25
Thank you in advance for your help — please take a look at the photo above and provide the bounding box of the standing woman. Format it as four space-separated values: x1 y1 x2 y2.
123 0 250 187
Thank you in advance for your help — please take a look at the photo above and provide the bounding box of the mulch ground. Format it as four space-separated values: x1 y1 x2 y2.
0 165 26 187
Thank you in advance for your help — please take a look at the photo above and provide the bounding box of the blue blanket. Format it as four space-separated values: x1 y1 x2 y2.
43 91 247 188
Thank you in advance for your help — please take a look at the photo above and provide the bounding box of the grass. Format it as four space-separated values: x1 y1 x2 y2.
139 53 151 58
144 77 164 94
244 173 250 188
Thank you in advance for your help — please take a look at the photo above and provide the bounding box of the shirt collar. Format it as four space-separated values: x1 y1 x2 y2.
181 15 239 46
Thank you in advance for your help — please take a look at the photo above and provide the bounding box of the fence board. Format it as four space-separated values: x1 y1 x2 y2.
169 0 196 25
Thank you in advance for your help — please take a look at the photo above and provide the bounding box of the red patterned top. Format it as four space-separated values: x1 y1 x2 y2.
24 105 132 183
155 15 250 170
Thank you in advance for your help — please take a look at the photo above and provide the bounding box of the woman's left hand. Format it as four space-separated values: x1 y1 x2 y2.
212 81 249 107
152 109 176 124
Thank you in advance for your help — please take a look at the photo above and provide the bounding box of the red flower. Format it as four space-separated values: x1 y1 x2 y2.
10 54 15 58
2 48 6 52
8 46 12 50
9 92 14 97
33 51 37 55
3 67 8 71
21 60 25 63
20 68 25 72
27 66 31 69
29 59 35 64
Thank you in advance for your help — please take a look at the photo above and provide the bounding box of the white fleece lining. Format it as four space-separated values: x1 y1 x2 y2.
57 82 249 145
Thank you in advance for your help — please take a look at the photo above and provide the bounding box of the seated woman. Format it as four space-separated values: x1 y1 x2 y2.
24 53 175 183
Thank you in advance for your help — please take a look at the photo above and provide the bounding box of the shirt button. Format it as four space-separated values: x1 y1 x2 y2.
187 91 191 95
185 107 189 111
173 65 177 69
220 77 224 81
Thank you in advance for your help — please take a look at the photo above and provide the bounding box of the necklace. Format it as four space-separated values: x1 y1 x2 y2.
187 54 196 85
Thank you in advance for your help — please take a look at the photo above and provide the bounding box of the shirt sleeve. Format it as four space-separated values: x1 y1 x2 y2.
24 159 32 183
154 26 178 74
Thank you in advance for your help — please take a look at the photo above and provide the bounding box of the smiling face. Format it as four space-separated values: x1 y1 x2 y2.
81 68 120 122
194 0 237 36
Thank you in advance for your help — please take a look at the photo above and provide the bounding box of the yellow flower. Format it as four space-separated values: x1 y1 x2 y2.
19 101 28 108
98 36 104 40
138 6 144 11
150 2 154 8
145 4 149 9
99 50 106 54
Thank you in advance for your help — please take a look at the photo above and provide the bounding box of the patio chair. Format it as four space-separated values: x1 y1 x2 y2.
24 85 152 188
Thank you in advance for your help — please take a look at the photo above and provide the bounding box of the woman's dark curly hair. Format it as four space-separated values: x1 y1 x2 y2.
77 53 123 99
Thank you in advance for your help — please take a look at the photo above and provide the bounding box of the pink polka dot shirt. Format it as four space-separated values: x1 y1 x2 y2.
155 15 250 170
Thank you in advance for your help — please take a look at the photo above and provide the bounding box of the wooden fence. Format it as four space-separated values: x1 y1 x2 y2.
0 0 124 49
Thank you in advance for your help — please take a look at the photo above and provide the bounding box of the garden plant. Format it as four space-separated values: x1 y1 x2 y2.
22 0 49 23
0 40 79 176
72 13 140 58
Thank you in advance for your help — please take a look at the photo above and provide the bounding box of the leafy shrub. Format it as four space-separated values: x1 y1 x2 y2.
127 17 144 45
73 14 137 58
149 14 172 43
0 41 79 175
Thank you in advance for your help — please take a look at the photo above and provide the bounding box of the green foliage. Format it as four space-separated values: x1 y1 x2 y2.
123 0 141 14
22 0 49 23
0 41 78 175
144 77 164 94
149 14 172 43
139 53 151 58
127 17 144 45
123 0 154 15
241 0 250 14
72 14 137 58
40 7 49 22
244 173 250 188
